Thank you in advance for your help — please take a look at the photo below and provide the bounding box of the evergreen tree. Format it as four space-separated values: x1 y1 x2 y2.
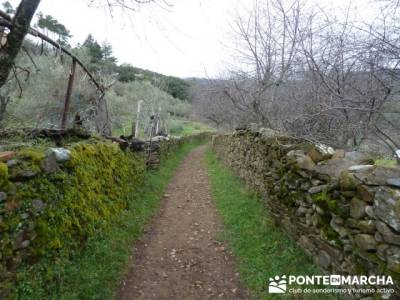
101 42 117 63
36 13 71 46
83 34 103 64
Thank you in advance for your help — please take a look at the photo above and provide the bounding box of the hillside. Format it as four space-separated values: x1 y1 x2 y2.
117 64 190 101
0 37 211 138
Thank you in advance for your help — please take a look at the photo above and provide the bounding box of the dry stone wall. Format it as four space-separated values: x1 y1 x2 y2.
0 132 209 298
212 129 400 298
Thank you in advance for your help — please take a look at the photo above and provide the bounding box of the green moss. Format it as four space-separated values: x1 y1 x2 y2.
352 246 400 284
320 223 342 247
1 133 210 299
311 189 350 218
17 148 45 164
1 142 145 298
7 159 41 181
0 162 8 188
354 258 369 275
353 248 400 283
312 190 336 210
339 171 359 191
286 191 304 206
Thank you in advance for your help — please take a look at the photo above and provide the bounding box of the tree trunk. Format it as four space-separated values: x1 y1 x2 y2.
0 0 41 89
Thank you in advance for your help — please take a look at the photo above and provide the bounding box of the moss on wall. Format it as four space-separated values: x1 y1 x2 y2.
0 133 210 298
212 130 400 297
0 141 147 297
0 162 8 188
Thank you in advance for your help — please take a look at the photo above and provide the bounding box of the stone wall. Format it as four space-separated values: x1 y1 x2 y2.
0 133 209 297
212 130 400 298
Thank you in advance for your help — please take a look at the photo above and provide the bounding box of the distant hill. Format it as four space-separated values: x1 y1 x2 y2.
117 64 190 101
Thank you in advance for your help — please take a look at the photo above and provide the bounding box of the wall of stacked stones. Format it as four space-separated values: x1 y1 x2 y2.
212 130 400 296
0 133 209 297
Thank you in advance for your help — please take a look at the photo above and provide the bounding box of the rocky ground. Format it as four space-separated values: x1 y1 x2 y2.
117 146 249 300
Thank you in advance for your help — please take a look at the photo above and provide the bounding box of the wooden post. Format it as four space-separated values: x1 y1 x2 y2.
155 106 162 135
61 59 77 130
134 100 143 138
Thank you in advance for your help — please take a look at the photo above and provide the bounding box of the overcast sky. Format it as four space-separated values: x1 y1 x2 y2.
9 0 379 78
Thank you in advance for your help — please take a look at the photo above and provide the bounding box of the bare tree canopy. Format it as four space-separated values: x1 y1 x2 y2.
192 0 400 157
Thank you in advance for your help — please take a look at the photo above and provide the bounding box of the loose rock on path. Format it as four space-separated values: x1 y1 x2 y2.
118 146 249 300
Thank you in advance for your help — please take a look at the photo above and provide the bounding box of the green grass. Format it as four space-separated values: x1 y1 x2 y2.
111 116 145 138
15 141 204 300
375 158 398 168
112 119 215 138
168 119 215 136
204 148 333 300
111 117 215 138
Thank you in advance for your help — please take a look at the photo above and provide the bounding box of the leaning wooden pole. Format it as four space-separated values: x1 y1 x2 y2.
61 59 76 130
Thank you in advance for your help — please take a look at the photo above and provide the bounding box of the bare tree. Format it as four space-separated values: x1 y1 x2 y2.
289 2 400 150
190 78 244 129
219 0 307 128
193 0 400 156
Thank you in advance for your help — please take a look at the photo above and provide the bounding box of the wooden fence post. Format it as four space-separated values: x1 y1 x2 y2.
61 58 77 130
134 100 143 138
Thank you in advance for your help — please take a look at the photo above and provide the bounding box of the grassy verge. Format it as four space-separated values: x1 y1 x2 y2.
168 119 215 136
374 158 397 167
204 148 332 300
112 118 215 138
16 141 204 299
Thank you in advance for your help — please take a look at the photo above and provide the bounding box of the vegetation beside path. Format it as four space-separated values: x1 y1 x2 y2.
205 148 333 300
15 141 205 299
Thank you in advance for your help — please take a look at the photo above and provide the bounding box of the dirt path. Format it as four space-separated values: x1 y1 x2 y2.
118 146 249 300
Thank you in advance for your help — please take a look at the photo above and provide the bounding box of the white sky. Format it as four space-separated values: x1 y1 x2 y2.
8 0 379 78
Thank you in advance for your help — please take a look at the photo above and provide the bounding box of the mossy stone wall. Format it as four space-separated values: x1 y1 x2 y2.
0 133 209 297
212 130 400 298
